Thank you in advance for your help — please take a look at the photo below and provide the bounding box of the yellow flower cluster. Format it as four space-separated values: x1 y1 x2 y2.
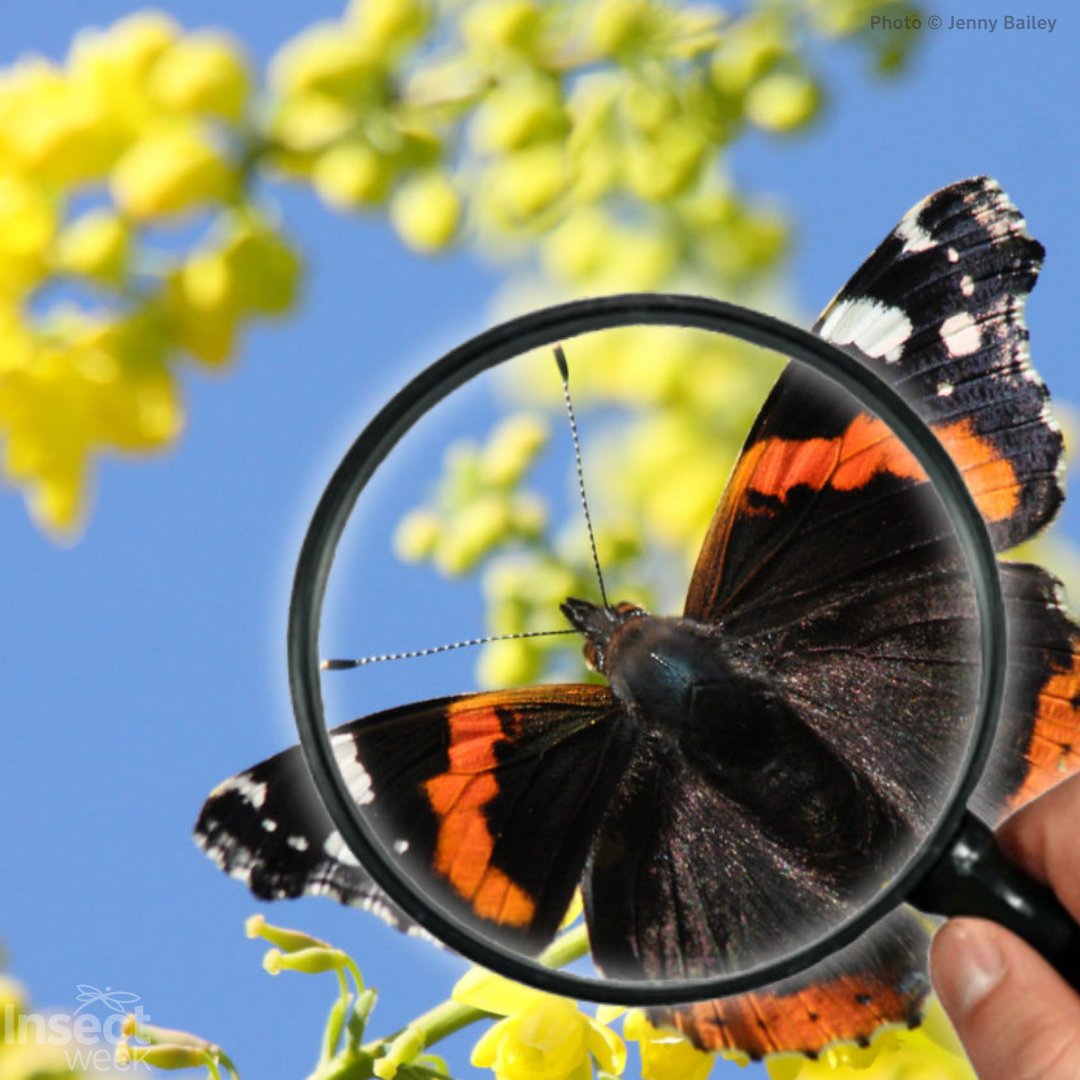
268 0 459 250
0 0 919 536
0 11 298 535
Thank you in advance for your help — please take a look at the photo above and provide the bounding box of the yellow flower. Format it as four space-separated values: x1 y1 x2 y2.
149 32 250 122
0 58 120 184
390 171 461 252
623 119 704 201
347 0 432 55
111 119 232 221
164 268 238 366
476 637 544 689
454 968 625 1080
270 22 381 98
622 1012 714 1080
0 174 55 295
543 208 611 282
313 141 391 207
744 71 821 133
76 11 179 80
394 508 442 562
471 76 567 154
433 495 513 574
480 414 549 487
487 143 567 222
218 219 302 316
163 215 299 364
460 0 543 55
66 11 179 143
55 208 129 282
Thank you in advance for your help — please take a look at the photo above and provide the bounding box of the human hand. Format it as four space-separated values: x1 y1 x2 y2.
930 774 1080 1078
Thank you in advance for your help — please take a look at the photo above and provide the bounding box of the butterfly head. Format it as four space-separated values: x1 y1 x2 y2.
560 597 647 674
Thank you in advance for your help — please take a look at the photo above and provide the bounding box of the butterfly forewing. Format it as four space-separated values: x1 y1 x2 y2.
198 684 632 953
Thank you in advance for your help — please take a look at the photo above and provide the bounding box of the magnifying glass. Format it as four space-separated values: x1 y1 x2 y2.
287 292 1080 1008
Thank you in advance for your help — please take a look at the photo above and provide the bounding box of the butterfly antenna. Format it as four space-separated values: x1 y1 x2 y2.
554 344 609 609
322 628 576 670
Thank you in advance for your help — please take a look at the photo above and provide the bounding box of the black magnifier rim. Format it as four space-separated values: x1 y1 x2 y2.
289 293 1006 1006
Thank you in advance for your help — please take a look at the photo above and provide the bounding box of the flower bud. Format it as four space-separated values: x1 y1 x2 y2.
245 914 330 953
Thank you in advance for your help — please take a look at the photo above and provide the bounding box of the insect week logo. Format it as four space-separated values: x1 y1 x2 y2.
1 983 151 1072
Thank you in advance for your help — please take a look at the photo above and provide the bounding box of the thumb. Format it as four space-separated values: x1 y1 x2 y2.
930 918 1080 1079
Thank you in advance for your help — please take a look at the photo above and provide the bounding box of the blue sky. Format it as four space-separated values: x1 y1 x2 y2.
0 2 1077 1077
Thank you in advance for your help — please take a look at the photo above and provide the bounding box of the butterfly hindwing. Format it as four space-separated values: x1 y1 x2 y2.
197 684 631 953
975 561 1080 819
195 732 417 933
645 566 1080 1059
648 908 930 1060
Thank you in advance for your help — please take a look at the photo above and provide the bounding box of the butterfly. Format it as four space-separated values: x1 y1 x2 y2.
196 177 1080 1059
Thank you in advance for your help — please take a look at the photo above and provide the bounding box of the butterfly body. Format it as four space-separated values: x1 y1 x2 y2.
197 177 1080 1059
565 594 898 881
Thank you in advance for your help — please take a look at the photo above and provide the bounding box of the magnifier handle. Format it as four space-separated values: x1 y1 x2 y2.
911 809 1080 991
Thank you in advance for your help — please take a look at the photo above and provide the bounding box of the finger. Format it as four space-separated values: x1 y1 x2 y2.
998 772 1080 922
931 918 1080 1080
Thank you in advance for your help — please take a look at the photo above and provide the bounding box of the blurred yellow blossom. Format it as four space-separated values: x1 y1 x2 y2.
313 140 392 207
269 22 382 98
0 175 55 295
390 170 462 251
0 1 924 540
111 118 232 219
148 31 250 121
347 0 432 56
745 70 822 132
460 0 544 56
455 967 625 1080
55 208 129 281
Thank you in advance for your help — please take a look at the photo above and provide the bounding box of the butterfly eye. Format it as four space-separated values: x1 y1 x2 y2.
614 601 646 618
583 640 602 673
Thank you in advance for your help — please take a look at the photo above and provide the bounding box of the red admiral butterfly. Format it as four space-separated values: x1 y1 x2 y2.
196 177 1079 1059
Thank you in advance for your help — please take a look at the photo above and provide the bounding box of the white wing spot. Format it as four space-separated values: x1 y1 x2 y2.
1041 402 1061 433
940 311 982 357
323 832 361 868
287 835 310 852
262 818 278 832
819 298 913 364
331 733 374 806
937 381 955 397
393 838 410 854
960 275 975 297
947 247 960 263
895 214 935 253
210 775 269 810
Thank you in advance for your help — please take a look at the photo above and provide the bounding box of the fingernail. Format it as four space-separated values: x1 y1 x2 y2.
934 922 1007 1017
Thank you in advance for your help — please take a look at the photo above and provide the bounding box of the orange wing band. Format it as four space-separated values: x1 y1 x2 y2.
423 700 538 927
742 415 1019 524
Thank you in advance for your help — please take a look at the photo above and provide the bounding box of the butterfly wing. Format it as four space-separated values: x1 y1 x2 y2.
685 176 1059 628
648 908 930 1060
638 178 1080 1057
196 683 632 953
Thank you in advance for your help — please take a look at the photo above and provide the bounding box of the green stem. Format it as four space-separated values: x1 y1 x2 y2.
365 922 591 1055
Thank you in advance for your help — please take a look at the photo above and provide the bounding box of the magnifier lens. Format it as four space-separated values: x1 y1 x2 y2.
311 312 995 1002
